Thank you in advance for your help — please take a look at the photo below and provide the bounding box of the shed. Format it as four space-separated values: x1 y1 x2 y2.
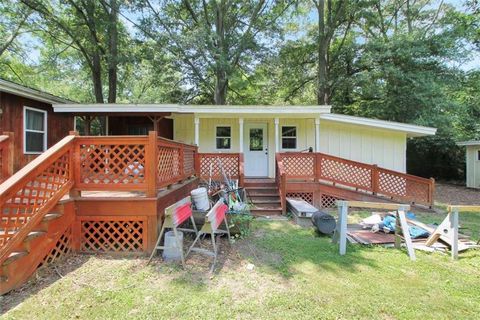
457 141 480 189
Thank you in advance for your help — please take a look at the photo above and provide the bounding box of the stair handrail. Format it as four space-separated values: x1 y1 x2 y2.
275 154 286 214
0 135 76 264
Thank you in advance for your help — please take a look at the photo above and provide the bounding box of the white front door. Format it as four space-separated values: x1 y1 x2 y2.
244 123 268 177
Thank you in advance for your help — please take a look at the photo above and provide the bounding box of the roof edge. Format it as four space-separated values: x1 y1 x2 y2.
320 114 437 137
0 79 74 104
457 140 480 146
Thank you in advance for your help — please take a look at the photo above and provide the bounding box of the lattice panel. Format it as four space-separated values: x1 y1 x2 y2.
81 220 144 252
0 152 70 248
157 146 181 185
378 171 407 196
378 171 430 204
320 158 372 189
281 155 315 177
200 155 239 178
321 194 343 208
41 227 72 266
183 149 195 177
286 192 313 204
79 144 146 185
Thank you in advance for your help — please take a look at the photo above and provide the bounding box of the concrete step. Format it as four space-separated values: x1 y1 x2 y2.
2 251 28 266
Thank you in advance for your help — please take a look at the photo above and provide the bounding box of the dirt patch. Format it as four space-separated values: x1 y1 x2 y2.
435 183 480 206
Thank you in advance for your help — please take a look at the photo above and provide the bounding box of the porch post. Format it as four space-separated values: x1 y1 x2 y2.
315 118 321 152
239 118 244 153
194 117 200 146
274 118 279 153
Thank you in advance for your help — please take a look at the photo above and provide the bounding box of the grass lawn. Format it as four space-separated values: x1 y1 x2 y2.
2 211 480 320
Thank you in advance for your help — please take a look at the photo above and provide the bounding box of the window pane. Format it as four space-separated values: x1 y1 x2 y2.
249 128 263 151
26 131 45 152
282 126 296 137
26 109 45 131
216 137 231 149
282 138 296 149
216 126 231 137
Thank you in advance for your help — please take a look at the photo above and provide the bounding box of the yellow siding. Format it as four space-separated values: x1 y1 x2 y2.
173 115 409 176
319 121 407 172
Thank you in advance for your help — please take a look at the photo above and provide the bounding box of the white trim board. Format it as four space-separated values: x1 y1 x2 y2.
0 79 72 104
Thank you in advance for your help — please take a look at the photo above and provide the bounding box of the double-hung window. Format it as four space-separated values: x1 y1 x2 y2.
281 126 297 149
216 126 231 149
24 106 47 154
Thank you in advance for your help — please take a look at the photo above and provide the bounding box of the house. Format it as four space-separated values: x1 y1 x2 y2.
457 140 480 189
0 79 74 172
0 102 437 295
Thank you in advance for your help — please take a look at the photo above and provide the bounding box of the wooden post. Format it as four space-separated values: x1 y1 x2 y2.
194 152 201 178
371 165 379 195
333 200 348 255
179 145 185 180
429 178 435 208
146 131 158 197
450 207 459 260
238 153 244 187
68 131 81 198
2 131 14 177
397 207 416 261
315 153 322 182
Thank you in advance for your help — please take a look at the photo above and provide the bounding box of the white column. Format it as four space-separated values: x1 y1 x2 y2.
315 118 321 152
274 118 279 153
239 118 244 152
194 117 200 146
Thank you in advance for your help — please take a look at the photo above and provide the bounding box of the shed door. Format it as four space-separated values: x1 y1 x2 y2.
244 123 268 177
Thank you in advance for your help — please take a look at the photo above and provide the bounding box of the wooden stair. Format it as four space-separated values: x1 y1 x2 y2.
0 202 74 295
245 179 282 216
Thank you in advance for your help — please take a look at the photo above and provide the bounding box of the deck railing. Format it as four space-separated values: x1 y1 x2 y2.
0 131 200 266
277 152 435 207
0 132 13 182
74 132 199 196
197 153 244 186
0 135 75 262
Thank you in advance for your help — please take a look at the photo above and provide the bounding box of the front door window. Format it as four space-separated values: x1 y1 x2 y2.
249 128 263 151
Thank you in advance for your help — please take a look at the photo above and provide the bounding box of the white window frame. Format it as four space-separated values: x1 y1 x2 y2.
281 125 297 150
23 106 47 154
215 125 232 150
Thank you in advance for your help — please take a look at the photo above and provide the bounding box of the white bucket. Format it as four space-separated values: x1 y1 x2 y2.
162 231 183 261
191 187 209 211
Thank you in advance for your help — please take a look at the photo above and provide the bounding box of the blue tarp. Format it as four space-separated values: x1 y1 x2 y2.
383 214 429 239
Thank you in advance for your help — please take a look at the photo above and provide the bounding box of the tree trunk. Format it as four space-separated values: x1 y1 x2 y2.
107 0 118 103
317 0 329 105
214 0 228 105
92 52 104 103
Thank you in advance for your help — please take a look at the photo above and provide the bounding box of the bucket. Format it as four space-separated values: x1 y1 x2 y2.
162 231 184 262
191 187 209 211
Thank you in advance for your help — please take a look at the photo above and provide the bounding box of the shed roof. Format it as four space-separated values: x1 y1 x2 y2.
457 140 480 146
0 78 73 104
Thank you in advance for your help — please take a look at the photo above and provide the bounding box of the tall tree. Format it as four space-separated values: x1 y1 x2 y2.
312 0 357 105
130 0 293 104
21 0 121 103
